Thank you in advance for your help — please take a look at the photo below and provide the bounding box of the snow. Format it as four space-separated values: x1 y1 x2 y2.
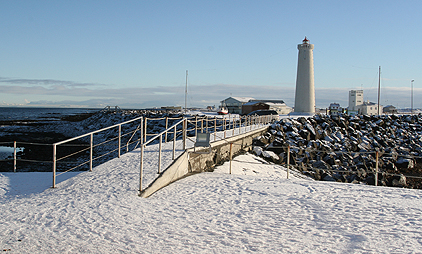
1 140 422 253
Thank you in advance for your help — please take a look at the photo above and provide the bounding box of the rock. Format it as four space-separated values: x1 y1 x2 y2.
395 157 415 169
392 175 407 187
252 113 422 189
323 174 335 181
262 150 280 162
253 146 263 156
299 129 310 140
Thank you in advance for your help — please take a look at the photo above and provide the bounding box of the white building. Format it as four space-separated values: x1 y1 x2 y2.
348 90 363 112
220 97 254 114
293 37 315 114
348 90 382 115
266 102 292 115
359 101 383 116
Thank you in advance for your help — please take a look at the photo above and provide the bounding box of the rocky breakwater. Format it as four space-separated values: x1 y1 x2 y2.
252 114 422 189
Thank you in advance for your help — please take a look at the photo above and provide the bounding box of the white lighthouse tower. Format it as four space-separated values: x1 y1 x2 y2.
293 37 315 114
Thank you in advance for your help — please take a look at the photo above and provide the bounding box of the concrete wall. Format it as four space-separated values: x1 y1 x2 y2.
140 126 268 197
140 151 190 198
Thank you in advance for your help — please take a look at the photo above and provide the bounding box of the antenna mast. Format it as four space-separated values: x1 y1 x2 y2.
377 66 381 115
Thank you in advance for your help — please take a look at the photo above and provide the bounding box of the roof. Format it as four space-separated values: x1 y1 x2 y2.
243 101 265 106
249 99 285 104
243 101 287 107
221 97 255 103
265 102 289 107
362 101 378 106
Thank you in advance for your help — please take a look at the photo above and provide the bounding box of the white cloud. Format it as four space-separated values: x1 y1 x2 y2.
0 77 419 109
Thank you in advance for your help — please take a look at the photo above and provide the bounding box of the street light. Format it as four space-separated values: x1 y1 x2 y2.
411 80 414 115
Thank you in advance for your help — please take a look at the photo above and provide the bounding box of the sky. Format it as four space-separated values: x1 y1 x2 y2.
1 0 421 109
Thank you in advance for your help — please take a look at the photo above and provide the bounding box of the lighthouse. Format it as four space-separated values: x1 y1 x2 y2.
293 37 315 114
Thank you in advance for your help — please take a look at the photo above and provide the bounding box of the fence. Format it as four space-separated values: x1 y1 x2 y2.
253 144 422 187
138 114 278 192
0 113 278 189
4 112 420 189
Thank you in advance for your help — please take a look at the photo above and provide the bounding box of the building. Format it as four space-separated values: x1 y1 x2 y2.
359 101 383 116
242 100 292 115
220 97 254 114
293 37 315 115
328 103 341 115
241 101 268 115
348 90 363 113
348 90 382 115
383 105 397 114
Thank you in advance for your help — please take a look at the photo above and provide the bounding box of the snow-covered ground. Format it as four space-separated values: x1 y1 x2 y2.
1 141 422 253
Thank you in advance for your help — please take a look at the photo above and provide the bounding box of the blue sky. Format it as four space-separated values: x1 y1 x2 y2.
1 0 421 109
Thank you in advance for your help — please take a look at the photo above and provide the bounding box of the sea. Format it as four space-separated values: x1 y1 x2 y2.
0 107 100 160
0 107 99 122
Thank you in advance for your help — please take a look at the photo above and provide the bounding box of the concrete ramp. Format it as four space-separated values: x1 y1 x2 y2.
140 126 268 197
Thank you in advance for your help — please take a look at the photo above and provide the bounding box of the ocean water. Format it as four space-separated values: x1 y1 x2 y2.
0 107 99 121
0 107 100 164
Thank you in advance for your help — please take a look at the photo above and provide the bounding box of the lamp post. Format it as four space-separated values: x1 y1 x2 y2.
411 80 414 115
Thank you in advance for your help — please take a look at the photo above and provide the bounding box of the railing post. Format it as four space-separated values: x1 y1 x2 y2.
52 144 57 188
183 118 187 150
206 116 209 133
239 116 242 134
195 116 198 138
375 151 379 186
287 145 290 179
13 141 17 173
165 117 169 143
214 117 217 141
118 124 121 158
90 133 93 172
139 143 144 195
224 116 227 139
144 118 148 143
246 116 252 131
140 117 143 147
201 117 204 133
232 115 235 136
158 134 162 174
229 143 233 174
139 118 144 195
173 125 176 160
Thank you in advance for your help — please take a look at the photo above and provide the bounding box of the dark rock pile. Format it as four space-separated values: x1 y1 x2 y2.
253 114 422 189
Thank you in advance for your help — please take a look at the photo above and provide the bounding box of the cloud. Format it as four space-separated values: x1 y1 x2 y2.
0 77 419 109
0 77 107 88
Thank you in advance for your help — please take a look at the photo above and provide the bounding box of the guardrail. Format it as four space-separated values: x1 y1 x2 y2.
138 114 278 192
4 112 421 189
0 113 278 189
52 116 144 187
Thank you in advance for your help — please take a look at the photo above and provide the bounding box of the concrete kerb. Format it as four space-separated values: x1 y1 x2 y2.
140 126 269 198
